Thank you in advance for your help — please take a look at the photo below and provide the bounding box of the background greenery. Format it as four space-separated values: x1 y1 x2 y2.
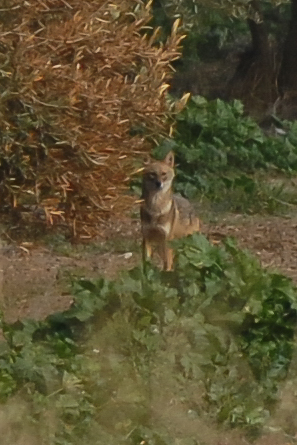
149 96 297 214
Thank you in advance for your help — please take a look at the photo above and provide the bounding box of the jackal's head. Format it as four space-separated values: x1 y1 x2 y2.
142 151 175 197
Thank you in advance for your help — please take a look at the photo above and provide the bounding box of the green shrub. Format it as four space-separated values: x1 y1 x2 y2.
0 234 296 442
153 96 297 206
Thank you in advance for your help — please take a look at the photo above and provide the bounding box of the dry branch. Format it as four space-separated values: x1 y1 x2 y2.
0 0 182 237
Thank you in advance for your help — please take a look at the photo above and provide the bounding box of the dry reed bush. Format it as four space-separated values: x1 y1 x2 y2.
0 0 183 238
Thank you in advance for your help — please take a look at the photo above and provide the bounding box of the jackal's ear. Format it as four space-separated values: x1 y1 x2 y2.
163 150 174 167
143 154 152 166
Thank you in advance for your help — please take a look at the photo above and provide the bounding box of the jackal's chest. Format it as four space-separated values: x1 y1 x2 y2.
140 204 174 240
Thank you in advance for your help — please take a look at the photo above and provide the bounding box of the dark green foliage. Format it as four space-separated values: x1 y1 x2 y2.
0 234 296 442
168 95 297 172
153 96 297 211
173 235 296 387
150 1 291 69
151 0 249 64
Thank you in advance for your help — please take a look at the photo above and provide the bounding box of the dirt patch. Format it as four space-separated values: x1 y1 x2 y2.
0 216 140 323
1 213 297 323
0 244 139 324
207 213 297 282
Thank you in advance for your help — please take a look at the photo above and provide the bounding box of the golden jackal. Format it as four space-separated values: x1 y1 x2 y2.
140 151 200 270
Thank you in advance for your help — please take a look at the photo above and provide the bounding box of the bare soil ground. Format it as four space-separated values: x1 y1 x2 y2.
1 213 297 323
0 216 140 323
208 213 297 281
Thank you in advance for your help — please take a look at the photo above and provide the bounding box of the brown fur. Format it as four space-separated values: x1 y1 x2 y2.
140 151 200 270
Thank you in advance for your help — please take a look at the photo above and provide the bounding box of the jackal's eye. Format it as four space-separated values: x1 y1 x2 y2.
147 172 156 180
161 172 167 179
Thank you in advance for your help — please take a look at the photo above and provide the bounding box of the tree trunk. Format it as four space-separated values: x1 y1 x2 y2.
228 0 277 111
233 16 271 76
248 0 270 57
247 17 269 58
278 0 297 94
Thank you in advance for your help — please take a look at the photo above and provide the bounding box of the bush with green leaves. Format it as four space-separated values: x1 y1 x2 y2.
152 96 297 211
0 234 296 443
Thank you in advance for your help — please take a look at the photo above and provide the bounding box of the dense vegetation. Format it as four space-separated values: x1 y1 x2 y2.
148 96 297 213
0 0 181 236
1 234 296 443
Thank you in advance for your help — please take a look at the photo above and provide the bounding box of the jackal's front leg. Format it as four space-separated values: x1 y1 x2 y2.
160 243 173 271
142 238 152 264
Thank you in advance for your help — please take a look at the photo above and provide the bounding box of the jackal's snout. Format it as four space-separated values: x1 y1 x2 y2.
155 179 163 190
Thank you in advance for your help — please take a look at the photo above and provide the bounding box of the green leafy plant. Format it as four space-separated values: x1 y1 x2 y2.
152 96 297 212
0 234 296 443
